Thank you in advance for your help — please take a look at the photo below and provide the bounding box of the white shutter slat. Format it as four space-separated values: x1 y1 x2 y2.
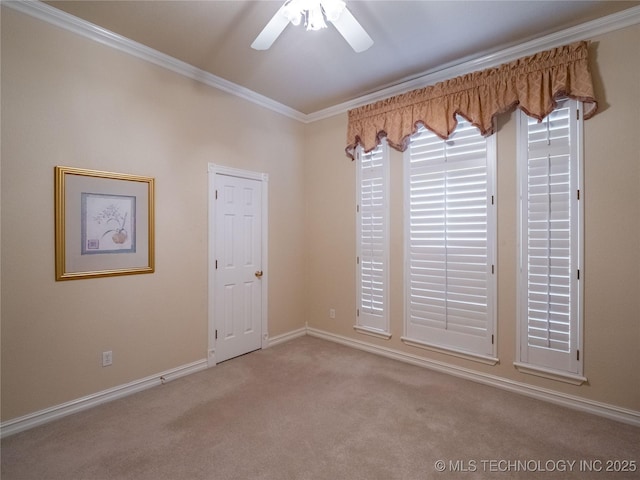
357 143 389 332
406 116 495 357
519 99 581 374
526 151 571 354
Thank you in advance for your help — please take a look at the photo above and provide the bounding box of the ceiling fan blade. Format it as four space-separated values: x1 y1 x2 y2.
330 6 373 53
251 5 290 50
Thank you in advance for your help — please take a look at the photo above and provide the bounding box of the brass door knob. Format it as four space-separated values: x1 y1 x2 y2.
255 270 263 278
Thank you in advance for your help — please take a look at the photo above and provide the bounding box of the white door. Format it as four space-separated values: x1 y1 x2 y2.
213 173 263 363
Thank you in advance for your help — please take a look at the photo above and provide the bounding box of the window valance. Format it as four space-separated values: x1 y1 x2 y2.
346 41 597 159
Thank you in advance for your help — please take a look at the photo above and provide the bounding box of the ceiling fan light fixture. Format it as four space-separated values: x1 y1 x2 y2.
306 4 327 30
251 0 372 52
282 0 347 31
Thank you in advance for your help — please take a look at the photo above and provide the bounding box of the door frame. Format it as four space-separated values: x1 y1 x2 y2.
208 163 269 367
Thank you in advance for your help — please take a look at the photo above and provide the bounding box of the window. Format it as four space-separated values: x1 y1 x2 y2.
515 99 585 384
403 117 497 362
355 141 390 338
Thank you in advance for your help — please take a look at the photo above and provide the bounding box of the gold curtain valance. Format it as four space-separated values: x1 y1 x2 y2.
346 41 597 158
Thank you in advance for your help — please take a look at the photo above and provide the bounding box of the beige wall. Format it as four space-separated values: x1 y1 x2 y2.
1 7 638 424
304 24 640 411
1 8 306 420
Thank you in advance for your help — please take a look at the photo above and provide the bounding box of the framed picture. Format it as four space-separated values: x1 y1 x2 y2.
55 166 155 280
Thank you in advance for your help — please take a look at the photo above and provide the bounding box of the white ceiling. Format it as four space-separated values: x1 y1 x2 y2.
44 0 638 115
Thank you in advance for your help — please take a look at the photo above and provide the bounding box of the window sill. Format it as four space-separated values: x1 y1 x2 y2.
401 337 499 366
353 325 391 340
513 362 587 386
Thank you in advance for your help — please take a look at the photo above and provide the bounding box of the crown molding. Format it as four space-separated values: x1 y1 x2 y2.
3 0 308 123
5 1 640 124
306 4 640 122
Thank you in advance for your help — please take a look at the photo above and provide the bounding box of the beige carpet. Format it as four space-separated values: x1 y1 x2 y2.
2 336 639 479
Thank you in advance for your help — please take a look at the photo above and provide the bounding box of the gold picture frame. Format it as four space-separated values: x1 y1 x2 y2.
55 166 155 280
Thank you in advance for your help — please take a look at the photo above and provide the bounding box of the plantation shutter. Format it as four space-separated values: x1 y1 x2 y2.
518 99 582 374
404 117 495 358
356 143 389 334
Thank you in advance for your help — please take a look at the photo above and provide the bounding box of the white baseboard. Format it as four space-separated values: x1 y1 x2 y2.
1 327 308 438
0 359 207 438
1 328 305 438
267 326 307 348
306 327 640 427
4 325 638 438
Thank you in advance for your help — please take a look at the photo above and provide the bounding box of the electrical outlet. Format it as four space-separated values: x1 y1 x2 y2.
329 308 336 319
102 350 113 367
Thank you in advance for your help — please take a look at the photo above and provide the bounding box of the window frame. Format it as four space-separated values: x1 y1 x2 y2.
401 118 498 364
515 99 586 385
355 140 391 339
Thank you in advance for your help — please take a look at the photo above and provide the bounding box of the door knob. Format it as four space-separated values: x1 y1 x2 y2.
255 270 263 278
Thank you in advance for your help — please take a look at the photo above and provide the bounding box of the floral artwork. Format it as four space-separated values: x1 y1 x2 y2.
81 193 136 254
55 166 154 280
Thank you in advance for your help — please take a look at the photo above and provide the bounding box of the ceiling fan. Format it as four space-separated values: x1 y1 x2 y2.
251 0 373 53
